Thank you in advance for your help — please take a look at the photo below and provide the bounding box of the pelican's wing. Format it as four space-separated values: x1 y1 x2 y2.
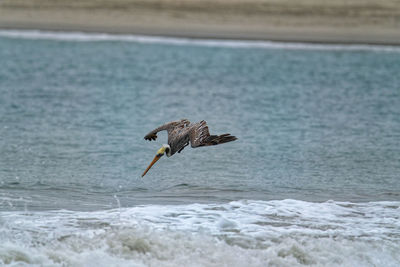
189 120 237 148
144 119 190 141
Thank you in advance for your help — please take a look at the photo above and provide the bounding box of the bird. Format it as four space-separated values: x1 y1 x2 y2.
141 119 237 177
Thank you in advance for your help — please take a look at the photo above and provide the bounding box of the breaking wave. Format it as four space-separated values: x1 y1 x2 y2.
1 199 399 266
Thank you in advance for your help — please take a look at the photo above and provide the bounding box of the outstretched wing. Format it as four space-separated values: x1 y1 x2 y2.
144 119 190 141
189 120 237 148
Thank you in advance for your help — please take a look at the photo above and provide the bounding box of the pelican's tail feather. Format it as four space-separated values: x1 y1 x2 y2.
203 134 237 146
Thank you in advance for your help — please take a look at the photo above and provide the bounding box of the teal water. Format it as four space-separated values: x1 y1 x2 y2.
0 31 400 267
1 32 400 211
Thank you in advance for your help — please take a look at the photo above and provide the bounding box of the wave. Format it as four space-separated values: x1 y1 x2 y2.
1 29 400 52
1 199 399 266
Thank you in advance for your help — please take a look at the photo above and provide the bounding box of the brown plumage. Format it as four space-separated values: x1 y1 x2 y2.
144 119 237 156
141 119 237 176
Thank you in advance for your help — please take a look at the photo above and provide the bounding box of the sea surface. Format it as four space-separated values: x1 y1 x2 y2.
0 30 399 266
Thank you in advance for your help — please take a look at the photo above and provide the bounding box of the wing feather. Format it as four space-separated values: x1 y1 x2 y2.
144 119 190 141
190 120 237 148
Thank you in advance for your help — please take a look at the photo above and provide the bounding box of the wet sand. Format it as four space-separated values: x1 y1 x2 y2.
1 0 400 44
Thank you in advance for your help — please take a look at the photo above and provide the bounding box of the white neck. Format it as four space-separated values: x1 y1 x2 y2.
163 144 172 157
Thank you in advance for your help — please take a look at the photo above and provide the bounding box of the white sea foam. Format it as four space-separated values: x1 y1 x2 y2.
1 199 399 266
1 29 400 52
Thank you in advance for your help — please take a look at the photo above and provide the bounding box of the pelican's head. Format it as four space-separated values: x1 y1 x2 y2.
141 144 171 177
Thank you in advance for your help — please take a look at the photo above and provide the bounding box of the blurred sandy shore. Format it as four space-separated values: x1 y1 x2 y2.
1 0 400 44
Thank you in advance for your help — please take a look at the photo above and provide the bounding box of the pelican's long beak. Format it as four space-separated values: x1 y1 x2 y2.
141 154 162 177
142 146 166 177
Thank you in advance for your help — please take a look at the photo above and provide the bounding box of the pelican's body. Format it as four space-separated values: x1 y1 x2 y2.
141 119 237 176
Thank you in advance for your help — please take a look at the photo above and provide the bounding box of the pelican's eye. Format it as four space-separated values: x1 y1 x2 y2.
165 147 170 154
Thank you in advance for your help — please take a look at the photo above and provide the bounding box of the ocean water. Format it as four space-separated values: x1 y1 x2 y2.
0 30 399 266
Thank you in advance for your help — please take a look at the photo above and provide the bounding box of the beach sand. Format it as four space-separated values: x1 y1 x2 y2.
1 0 400 44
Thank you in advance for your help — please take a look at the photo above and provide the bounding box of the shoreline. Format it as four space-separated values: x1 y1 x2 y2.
2 25 400 47
1 0 400 46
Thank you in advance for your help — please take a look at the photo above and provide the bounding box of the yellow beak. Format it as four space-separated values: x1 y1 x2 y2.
141 154 162 177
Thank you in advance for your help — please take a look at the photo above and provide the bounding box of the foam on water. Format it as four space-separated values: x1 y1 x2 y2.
1 29 400 52
1 199 399 266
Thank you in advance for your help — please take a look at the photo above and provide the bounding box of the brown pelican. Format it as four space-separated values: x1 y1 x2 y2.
142 119 237 177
